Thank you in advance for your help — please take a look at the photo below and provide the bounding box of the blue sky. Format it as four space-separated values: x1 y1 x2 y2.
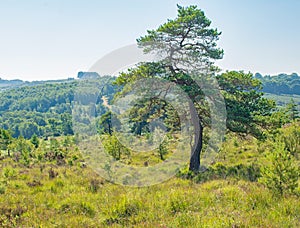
0 0 299 81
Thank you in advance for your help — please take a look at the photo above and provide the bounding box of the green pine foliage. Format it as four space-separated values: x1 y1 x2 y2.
259 141 299 196
0 4 299 227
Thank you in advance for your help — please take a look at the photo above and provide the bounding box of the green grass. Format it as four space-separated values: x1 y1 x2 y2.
0 124 299 227
216 134 261 167
0 158 299 227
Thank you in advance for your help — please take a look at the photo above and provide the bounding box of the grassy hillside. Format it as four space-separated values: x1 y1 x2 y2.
0 77 119 139
1 2 300 227
0 159 299 227
0 125 299 227
0 73 299 227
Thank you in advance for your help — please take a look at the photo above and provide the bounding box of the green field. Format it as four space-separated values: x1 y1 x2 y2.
264 93 300 109
1 3 300 227
0 129 299 227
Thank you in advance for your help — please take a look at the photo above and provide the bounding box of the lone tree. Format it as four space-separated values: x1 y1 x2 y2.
0 129 12 156
115 5 273 172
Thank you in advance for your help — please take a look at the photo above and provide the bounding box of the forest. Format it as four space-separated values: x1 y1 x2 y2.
0 5 299 227
255 73 300 95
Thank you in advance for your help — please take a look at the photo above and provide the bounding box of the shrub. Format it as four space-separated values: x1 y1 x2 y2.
259 141 299 196
280 122 300 157
158 139 168 161
101 134 130 160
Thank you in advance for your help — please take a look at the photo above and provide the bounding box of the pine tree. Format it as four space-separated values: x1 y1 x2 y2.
259 141 299 196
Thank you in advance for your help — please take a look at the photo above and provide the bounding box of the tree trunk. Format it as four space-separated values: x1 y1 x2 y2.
188 101 203 173
108 121 112 136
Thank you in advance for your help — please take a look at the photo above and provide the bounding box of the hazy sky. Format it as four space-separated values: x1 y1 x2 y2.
1 0 299 81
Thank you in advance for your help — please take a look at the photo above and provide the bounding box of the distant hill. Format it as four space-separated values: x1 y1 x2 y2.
255 73 300 95
1 72 299 139
0 78 24 90
0 77 76 91
0 75 119 139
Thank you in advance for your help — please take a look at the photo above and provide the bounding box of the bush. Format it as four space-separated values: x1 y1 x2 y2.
259 141 299 196
158 139 168 161
101 134 130 160
280 122 300 157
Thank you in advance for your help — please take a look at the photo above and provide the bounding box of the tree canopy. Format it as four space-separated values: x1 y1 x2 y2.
115 5 275 172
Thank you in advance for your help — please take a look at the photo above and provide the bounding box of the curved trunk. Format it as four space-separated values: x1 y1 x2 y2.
108 121 112 136
188 101 203 173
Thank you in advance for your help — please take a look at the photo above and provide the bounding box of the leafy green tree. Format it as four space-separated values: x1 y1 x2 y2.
256 101 298 133
259 141 299 196
158 139 168 161
263 108 290 130
115 5 273 172
116 5 223 172
217 71 275 138
285 99 299 121
257 72 300 95
48 118 61 137
8 136 34 164
19 122 39 139
30 134 40 149
102 134 130 161
0 129 12 156
61 113 74 135
0 77 118 139
98 111 113 135
120 97 171 136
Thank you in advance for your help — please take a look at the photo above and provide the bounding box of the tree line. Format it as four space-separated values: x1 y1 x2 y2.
255 73 300 95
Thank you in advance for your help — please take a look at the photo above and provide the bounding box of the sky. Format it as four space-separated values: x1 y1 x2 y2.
0 0 300 81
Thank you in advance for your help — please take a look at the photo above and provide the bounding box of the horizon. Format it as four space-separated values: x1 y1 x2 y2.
2 70 300 82
1 0 300 81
